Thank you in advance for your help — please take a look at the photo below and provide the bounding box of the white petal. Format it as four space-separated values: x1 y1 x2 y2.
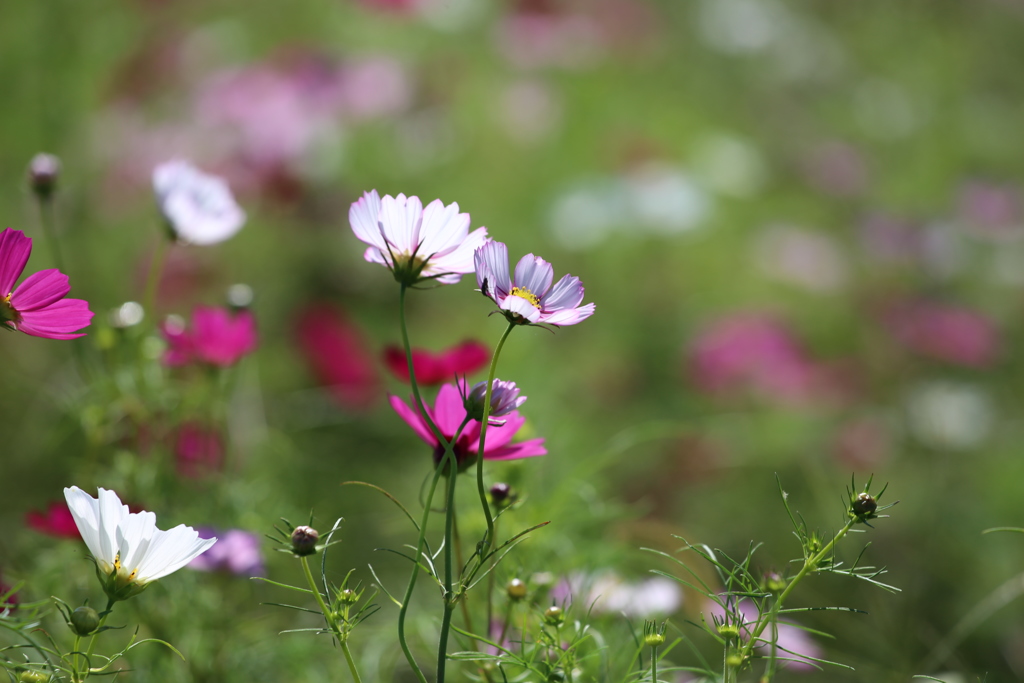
430 227 490 276
502 295 542 323
378 194 423 254
417 199 470 257
135 525 217 583
95 488 131 567
64 486 107 565
348 190 384 248
116 511 158 575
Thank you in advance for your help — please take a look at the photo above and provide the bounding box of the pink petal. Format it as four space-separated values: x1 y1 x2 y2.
541 302 595 326
417 199 470 257
431 227 490 276
9 269 70 312
432 383 468 438
475 241 510 299
502 295 542 323
0 228 31 295
17 299 93 339
485 438 547 461
477 413 526 452
389 394 437 446
513 254 553 298
541 274 585 312
379 193 423 254
349 190 385 248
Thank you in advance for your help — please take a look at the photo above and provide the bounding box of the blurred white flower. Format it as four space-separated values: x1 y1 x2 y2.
554 572 682 618
64 486 217 600
905 382 994 451
153 160 246 245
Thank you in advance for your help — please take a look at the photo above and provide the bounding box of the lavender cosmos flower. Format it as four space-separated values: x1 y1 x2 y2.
161 306 258 367
0 228 93 339
189 528 264 576
153 160 246 245
348 190 489 285
390 382 546 469
474 241 595 326
466 379 526 421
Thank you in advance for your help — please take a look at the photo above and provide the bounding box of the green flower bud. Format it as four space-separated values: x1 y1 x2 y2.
762 571 786 593
70 606 100 636
507 578 527 601
543 605 564 626
852 492 877 516
291 526 320 556
725 653 744 668
339 589 358 604
18 670 49 683
644 631 666 647
717 623 740 640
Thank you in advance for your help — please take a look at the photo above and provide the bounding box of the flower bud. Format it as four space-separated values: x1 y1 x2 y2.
762 571 786 593
291 526 320 556
339 589 358 604
489 482 514 507
507 578 527 601
465 379 526 422
543 605 564 626
70 606 100 636
644 631 666 647
18 670 49 683
725 653 744 668
852 492 877 516
27 153 60 199
717 623 740 640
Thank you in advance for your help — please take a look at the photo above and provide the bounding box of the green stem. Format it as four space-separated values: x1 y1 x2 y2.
650 645 658 683
474 322 516 556
35 193 67 279
143 236 169 323
71 635 82 683
300 556 333 630
340 641 363 683
80 599 114 680
437 446 459 683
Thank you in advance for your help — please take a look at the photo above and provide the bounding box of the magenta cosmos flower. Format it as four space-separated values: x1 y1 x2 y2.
0 228 93 339
390 382 546 469
382 340 490 386
161 306 257 367
348 190 489 286
474 241 595 326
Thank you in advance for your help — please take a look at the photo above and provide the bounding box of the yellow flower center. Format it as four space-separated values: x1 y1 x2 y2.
509 286 540 309
112 552 139 582
0 293 17 324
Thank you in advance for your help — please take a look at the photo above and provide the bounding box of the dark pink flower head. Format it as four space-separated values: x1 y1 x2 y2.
884 300 999 368
161 306 257 367
0 228 93 339
475 241 595 326
687 314 820 405
389 382 546 470
26 501 81 539
382 340 490 386
295 304 380 410
175 422 225 479
189 528 264 577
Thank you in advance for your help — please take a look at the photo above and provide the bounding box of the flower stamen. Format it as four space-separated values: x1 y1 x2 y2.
509 286 541 309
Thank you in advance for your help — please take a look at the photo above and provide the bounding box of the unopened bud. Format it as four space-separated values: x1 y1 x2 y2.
543 605 564 626
717 623 740 640
762 571 786 593
339 589 358 604
70 606 100 636
465 379 526 421
291 526 320 556
18 670 49 683
725 653 744 668
507 578 527 601
490 483 513 507
644 631 666 647
852 492 877 516
27 153 60 199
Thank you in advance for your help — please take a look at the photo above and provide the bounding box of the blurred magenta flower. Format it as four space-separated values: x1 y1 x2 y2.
295 304 380 410
382 340 489 385
175 422 225 479
687 314 821 404
0 228 93 339
349 190 489 286
0 574 16 608
26 501 81 539
884 300 999 367
474 241 595 326
189 528 264 576
153 160 246 245
957 180 1021 240
162 306 258 367
390 382 546 469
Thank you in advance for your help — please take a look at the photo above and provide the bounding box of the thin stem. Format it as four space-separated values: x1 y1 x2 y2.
81 599 114 680
474 322 516 556
452 510 476 649
340 641 364 683
300 556 333 629
398 284 446 444
35 193 67 278
650 645 658 683
71 635 82 683
143 236 169 323
436 445 459 683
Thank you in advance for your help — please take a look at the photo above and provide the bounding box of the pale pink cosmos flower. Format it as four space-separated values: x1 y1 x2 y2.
348 190 489 286
883 299 998 368
390 382 546 469
153 160 246 246
161 306 257 367
189 528 264 577
474 241 595 326
0 228 93 339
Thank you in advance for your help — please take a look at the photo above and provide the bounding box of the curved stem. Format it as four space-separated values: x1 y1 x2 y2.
399 284 446 444
473 322 516 555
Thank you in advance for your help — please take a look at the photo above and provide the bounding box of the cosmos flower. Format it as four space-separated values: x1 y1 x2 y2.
390 382 546 469
466 379 526 421
0 228 93 339
174 422 225 479
26 501 81 539
348 190 489 286
474 240 595 326
188 528 264 576
161 306 258 367
382 340 490 386
294 304 380 410
63 486 216 601
153 160 246 245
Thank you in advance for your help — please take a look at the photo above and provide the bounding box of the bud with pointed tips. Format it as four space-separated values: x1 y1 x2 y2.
291 526 320 556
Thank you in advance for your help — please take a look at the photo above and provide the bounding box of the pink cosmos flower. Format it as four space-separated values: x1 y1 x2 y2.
382 340 490 386
349 190 490 286
883 299 998 368
161 306 258 367
474 241 595 326
707 599 822 672
26 501 81 539
189 528 264 576
295 304 380 410
174 422 225 479
0 228 93 339
390 382 546 469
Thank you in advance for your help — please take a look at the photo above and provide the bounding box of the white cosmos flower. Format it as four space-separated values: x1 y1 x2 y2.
64 486 216 600
153 160 246 245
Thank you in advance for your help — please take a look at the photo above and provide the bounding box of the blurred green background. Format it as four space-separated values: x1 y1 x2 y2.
4 1 1024 681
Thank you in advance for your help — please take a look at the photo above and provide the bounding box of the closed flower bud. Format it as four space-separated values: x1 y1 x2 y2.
644 631 666 647
489 482 515 508
852 492 877 516
543 605 564 626
465 379 526 422
762 571 786 593
70 606 100 636
339 589 358 604
725 653 744 668
18 670 49 683
717 623 740 640
291 526 320 556
507 578 527 601
27 153 60 199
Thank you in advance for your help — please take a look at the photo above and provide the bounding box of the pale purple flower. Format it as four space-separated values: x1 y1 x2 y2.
466 379 526 421
474 241 595 326
349 190 489 286
0 228 93 339
153 160 246 245
189 528 264 576
707 599 822 672
883 299 998 368
553 572 682 618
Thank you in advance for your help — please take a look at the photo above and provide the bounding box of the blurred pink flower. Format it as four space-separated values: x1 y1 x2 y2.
495 4 604 70
0 574 17 608
884 300 999 367
687 314 822 404
337 57 413 122
189 528 264 576
801 141 869 197
382 340 489 386
162 306 258 367
0 228 93 340
957 180 1022 240
295 304 380 410
390 382 546 469
175 422 225 479
707 599 822 672
26 502 81 539
474 241 595 326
